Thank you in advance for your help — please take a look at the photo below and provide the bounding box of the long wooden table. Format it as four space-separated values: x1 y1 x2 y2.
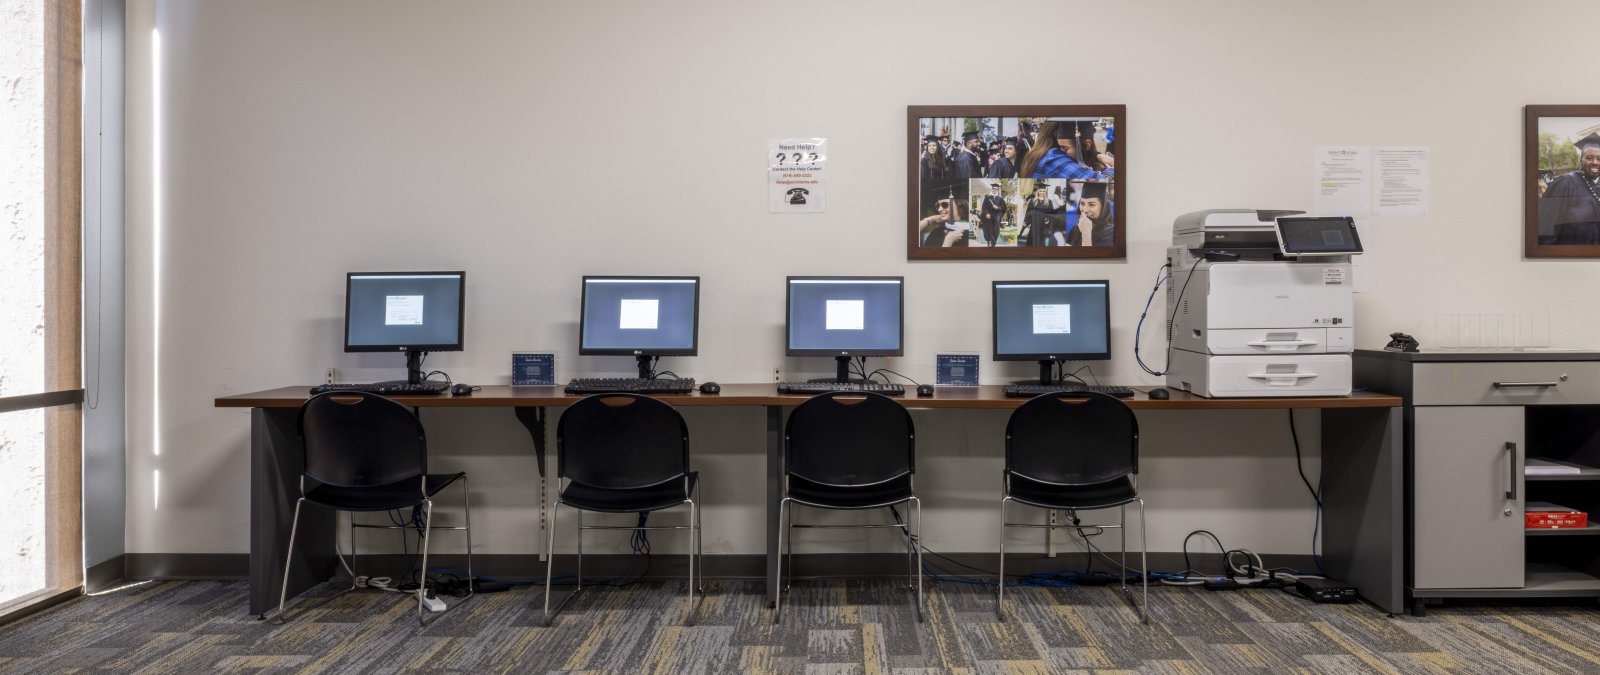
216 385 1405 615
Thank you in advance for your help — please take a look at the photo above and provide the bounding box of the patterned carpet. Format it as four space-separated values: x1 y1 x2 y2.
2 578 1600 673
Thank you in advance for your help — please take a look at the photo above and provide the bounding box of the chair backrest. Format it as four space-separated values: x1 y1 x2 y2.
556 393 690 489
1005 392 1139 485
298 392 427 488
785 392 915 487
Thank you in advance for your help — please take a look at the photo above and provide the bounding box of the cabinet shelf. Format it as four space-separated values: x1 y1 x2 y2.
1414 564 1600 598
1526 522 1600 536
1524 459 1600 481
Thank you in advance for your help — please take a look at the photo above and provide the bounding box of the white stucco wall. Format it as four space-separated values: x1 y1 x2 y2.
0 0 48 603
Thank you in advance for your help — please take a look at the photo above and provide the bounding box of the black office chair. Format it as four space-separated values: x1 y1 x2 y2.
998 392 1148 623
776 392 923 623
544 393 703 626
275 391 472 626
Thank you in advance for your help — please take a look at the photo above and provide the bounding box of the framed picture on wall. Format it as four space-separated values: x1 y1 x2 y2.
907 105 1125 260
1526 105 1600 258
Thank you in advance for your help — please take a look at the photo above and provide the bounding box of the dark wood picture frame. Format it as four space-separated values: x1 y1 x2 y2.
907 105 1126 260
1525 105 1600 258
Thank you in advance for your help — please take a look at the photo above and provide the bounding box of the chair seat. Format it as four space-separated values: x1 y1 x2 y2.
304 472 465 512
787 474 913 510
560 473 697 513
1006 474 1138 510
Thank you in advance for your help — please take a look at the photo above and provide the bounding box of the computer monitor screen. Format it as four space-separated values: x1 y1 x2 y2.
992 280 1111 360
579 276 700 355
786 277 904 356
344 272 465 352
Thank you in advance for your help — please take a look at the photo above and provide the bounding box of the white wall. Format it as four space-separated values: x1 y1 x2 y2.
124 0 1600 561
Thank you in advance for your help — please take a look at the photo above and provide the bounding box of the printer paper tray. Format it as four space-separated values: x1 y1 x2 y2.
1197 328 1353 355
1167 351 1352 397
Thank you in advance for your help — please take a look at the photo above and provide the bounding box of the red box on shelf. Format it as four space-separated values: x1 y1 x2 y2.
1526 502 1588 529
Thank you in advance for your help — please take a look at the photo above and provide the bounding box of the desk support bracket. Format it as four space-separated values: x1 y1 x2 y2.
514 406 549 561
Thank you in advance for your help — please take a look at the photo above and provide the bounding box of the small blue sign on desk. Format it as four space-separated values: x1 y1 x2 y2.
936 354 979 387
512 352 556 386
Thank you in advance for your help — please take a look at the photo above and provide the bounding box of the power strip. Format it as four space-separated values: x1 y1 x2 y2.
420 593 447 613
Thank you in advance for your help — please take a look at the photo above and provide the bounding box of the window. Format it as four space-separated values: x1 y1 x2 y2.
0 0 83 617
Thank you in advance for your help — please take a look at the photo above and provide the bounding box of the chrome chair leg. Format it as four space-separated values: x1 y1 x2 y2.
902 502 915 591
685 498 698 626
543 501 560 626
1138 498 1150 625
463 477 474 597
346 510 358 585
997 497 1009 621
542 500 584 626
774 498 790 624
695 493 705 594
272 498 306 624
784 501 794 592
416 498 435 626
1120 504 1128 592
911 497 925 622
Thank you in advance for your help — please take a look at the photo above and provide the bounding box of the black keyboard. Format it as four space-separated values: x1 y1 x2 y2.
310 382 450 395
564 378 697 394
776 382 906 396
1002 384 1136 398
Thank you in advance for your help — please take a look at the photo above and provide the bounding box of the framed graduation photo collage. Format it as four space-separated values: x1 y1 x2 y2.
907 105 1125 260
1526 105 1600 258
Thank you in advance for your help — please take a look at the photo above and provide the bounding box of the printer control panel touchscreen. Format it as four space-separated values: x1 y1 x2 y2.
1275 216 1363 256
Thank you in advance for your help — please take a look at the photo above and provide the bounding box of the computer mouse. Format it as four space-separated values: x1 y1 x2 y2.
699 382 721 395
916 384 935 397
1147 387 1170 400
451 383 473 396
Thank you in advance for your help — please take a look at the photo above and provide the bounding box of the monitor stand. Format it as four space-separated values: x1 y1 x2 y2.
808 356 871 384
636 354 655 380
375 349 428 386
1011 359 1060 386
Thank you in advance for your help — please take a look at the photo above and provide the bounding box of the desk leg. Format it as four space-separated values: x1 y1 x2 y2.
766 405 782 607
514 407 548 562
249 408 335 617
1321 406 1404 615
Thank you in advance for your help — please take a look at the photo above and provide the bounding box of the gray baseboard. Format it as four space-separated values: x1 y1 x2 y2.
85 555 128 593
122 551 1318 582
126 553 251 580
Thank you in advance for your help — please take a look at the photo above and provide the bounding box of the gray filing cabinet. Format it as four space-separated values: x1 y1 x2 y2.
1356 350 1600 615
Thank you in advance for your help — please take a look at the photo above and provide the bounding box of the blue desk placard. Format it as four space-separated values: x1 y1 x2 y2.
936 354 979 387
512 352 556 386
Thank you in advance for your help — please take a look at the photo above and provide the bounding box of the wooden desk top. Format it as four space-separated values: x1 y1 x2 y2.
215 385 1402 410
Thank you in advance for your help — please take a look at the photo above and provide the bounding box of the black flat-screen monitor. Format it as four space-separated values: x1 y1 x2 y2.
345 271 465 353
993 280 1110 383
579 276 700 357
786 276 904 357
344 271 465 384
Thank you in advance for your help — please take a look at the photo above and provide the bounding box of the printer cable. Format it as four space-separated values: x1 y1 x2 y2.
1134 262 1175 376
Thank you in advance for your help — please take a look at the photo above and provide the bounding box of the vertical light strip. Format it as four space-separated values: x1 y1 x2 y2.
151 24 161 510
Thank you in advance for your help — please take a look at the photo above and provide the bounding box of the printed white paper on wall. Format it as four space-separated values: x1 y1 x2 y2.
769 138 827 213
1314 146 1371 217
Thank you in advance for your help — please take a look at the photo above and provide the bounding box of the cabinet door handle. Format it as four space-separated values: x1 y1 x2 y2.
1493 381 1560 388
1506 442 1518 500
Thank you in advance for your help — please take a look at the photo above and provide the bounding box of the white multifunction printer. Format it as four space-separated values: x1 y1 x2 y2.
1165 209 1363 397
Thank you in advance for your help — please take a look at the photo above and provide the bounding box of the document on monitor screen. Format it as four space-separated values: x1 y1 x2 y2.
618 298 660 330
825 299 865 331
1032 304 1071 334
385 295 424 325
